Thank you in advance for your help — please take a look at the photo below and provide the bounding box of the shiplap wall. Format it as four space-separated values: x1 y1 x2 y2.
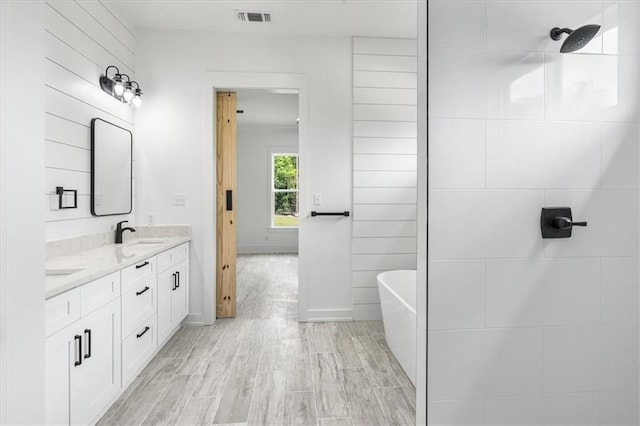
45 0 136 241
352 37 418 320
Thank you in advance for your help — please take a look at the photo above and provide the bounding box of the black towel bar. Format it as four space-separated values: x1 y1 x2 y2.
311 211 350 217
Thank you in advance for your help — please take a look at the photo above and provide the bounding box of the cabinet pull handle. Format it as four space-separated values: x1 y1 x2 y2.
74 335 82 366
136 286 150 296
84 329 92 359
136 261 149 269
226 189 233 211
172 273 177 291
136 326 150 339
176 271 180 288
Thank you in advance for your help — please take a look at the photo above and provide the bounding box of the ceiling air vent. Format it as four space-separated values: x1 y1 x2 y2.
235 10 272 23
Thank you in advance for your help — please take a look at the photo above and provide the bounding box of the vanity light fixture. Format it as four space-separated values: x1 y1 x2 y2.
100 65 143 108
123 80 134 103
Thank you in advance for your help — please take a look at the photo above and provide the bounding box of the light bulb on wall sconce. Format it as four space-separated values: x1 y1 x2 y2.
123 81 134 103
113 74 125 96
132 89 143 108
99 65 144 108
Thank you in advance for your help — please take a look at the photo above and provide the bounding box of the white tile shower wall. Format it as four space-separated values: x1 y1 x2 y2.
352 37 417 320
44 1 136 240
428 1 640 425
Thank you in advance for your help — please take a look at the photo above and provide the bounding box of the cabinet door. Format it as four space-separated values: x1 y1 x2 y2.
70 298 121 425
157 268 175 345
171 260 189 326
46 326 76 425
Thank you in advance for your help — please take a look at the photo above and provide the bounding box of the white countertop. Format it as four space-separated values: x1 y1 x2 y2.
45 237 190 300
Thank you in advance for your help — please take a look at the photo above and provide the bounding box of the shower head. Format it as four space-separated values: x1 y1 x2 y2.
550 24 601 53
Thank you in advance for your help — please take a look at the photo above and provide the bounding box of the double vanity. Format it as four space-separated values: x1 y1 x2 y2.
44 226 191 425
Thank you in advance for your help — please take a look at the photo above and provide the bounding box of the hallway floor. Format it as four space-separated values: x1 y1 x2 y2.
99 254 416 425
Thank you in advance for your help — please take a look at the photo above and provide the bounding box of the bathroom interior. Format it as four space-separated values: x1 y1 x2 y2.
1 0 640 425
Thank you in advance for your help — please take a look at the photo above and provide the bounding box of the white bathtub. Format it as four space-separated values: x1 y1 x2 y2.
377 270 416 386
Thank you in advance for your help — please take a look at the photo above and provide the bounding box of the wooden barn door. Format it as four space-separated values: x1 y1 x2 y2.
216 91 237 318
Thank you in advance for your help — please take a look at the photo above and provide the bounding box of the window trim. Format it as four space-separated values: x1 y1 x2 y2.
270 152 299 229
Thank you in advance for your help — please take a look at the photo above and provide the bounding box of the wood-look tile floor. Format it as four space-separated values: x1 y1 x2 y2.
99 254 416 426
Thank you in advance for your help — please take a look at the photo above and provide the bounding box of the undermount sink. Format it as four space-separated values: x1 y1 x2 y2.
45 267 85 276
126 239 165 247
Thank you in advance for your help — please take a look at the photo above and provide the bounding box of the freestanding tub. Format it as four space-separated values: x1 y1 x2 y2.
377 270 416 386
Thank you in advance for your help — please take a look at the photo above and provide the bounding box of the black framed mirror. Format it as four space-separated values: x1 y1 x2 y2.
90 118 133 216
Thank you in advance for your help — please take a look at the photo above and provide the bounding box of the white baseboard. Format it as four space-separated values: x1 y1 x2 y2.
183 313 205 326
305 308 353 322
238 244 298 254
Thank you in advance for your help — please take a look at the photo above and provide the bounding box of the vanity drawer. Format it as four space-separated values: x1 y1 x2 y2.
122 275 157 338
121 256 156 284
122 267 156 296
46 288 80 337
80 271 121 316
157 243 189 272
122 314 157 386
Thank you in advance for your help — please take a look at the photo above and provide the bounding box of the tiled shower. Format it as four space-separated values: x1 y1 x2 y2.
428 1 640 424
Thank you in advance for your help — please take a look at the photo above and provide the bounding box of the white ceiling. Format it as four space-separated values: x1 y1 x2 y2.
105 0 417 38
235 89 299 126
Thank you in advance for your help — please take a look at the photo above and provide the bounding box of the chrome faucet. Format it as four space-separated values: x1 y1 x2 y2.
115 220 136 244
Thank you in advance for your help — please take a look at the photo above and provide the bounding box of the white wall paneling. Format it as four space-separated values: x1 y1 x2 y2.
353 154 417 171
44 1 136 241
0 2 46 423
354 88 417 106
352 37 417 320
352 237 417 255
354 137 417 154
354 104 417 122
353 205 417 221
353 37 417 56
428 1 640 424
352 288 380 305
45 113 91 149
45 87 133 131
354 121 417 138
353 188 417 204
354 54 418 72
353 71 417 89
353 221 417 238
353 171 417 188
46 1 135 70
73 1 136 52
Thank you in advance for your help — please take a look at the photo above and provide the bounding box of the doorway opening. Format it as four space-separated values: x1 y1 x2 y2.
236 89 300 320
201 71 309 326
215 88 300 320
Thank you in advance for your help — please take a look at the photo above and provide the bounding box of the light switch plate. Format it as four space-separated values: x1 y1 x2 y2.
313 193 322 206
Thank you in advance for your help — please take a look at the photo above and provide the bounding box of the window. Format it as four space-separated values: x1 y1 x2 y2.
271 153 299 228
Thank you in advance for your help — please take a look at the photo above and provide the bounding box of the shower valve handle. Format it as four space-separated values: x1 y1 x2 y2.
553 216 587 230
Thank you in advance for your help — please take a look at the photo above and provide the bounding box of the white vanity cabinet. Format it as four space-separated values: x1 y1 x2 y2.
157 243 189 345
45 273 121 426
45 240 190 425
